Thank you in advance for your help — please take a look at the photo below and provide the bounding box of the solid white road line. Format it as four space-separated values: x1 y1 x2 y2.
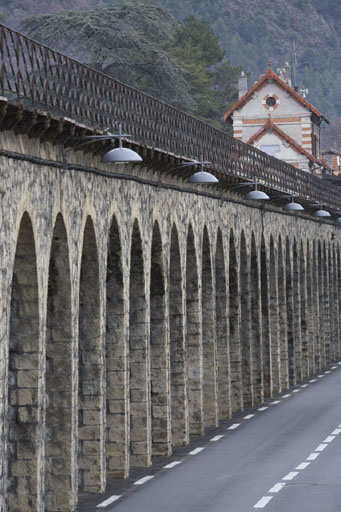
210 435 224 442
315 443 328 452
307 452 320 461
134 476 154 485
244 414 255 419
227 423 240 430
97 496 122 507
163 461 182 469
258 407 268 411
189 447 205 455
323 436 335 443
268 482 286 493
254 496 273 508
295 462 311 470
283 471 299 481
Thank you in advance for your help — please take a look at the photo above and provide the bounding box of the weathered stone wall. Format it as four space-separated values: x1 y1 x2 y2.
0 129 340 511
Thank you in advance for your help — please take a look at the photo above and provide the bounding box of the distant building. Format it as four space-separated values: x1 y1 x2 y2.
322 149 341 175
223 60 331 174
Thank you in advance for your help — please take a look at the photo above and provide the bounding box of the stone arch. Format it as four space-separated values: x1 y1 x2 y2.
78 216 104 493
169 223 188 445
45 213 74 511
186 224 203 435
202 226 218 428
229 229 242 412
216 229 230 420
251 232 262 403
300 241 308 378
150 221 170 455
261 235 271 397
269 235 280 394
240 231 252 407
106 215 127 479
278 235 288 390
129 219 150 467
293 239 302 382
7 212 40 511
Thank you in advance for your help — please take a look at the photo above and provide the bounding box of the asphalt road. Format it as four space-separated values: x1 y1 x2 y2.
86 362 341 512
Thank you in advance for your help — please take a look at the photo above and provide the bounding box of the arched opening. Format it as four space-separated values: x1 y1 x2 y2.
318 242 325 367
186 225 203 435
202 227 218 428
78 217 104 493
293 239 302 382
106 216 126 479
150 222 170 456
278 235 288 390
45 214 74 510
7 213 40 511
269 236 280 394
286 238 295 386
216 229 230 420
129 220 150 466
169 224 188 445
240 232 252 407
336 247 341 358
261 235 271 397
300 242 308 378
313 241 321 371
306 241 315 375
229 230 242 411
251 233 262 404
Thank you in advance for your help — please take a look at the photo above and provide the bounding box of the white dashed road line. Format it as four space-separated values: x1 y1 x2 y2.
268 482 286 493
323 436 335 443
210 435 224 442
295 462 310 470
163 461 182 469
332 428 341 435
282 471 299 481
189 447 205 455
254 496 273 508
271 400 281 405
258 407 268 411
134 476 154 485
244 414 255 419
306 452 320 461
282 394 291 398
315 443 328 452
97 495 122 507
227 423 240 430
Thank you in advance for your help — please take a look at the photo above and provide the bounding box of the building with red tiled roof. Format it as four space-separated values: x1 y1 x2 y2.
223 61 331 173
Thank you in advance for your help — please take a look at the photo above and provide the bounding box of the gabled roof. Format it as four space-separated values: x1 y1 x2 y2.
223 61 329 124
247 117 332 171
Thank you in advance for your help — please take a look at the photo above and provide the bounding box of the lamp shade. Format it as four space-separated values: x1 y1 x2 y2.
187 170 219 184
314 208 331 217
102 147 142 163
283 201 304 211
244 189 270 200
336 217 341 224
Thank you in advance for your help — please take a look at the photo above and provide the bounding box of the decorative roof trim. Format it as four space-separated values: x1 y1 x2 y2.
223 64 329 124
246 118 332 171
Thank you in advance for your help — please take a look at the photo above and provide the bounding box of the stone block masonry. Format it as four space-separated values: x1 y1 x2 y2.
0 128 340 511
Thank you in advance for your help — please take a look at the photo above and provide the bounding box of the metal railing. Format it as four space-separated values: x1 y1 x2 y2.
0 23 340 209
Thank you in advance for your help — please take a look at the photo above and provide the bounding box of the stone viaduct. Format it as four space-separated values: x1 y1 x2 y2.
0 24 340 512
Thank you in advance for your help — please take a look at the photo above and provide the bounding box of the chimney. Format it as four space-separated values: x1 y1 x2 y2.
278 62 292 86
238 71 248 99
